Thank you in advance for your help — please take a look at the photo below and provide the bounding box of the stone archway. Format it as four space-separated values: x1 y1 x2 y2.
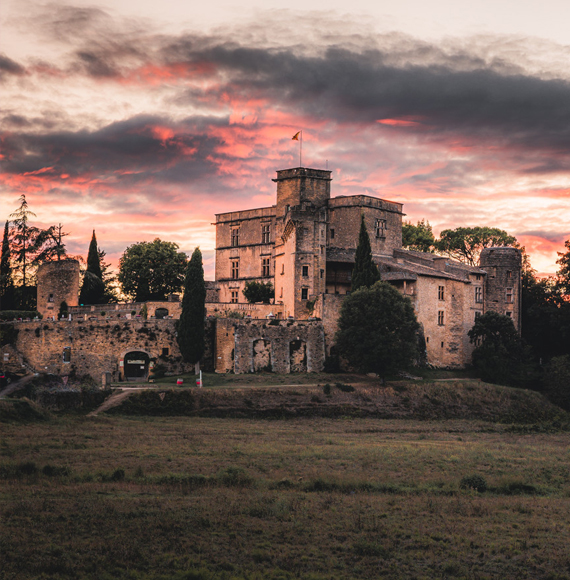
122 350 151 381
252 339 272 372
289 340 307 373
155 307 169 319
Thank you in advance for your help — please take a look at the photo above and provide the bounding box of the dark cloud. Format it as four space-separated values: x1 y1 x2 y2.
0 114 225 185
519 231 569 243
0 53 26 79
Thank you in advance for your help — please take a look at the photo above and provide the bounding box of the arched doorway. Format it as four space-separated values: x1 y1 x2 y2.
155 307 169 319
123 351 150 381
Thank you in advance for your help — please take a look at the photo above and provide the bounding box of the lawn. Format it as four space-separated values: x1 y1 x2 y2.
1 414 570 579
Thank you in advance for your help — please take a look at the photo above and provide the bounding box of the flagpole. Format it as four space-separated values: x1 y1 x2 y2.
300 131 302 167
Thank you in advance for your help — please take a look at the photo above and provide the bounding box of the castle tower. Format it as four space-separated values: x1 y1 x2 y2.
36 259 80 319
272 168 332 319
479 247 522 331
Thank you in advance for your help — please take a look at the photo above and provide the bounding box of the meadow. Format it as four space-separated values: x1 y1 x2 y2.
2 404 570 580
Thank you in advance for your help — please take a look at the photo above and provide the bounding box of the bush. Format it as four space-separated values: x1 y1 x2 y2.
110 468 125 481
42 464 71 477
542 355 570 410
460 474 487 492
216 466 254 487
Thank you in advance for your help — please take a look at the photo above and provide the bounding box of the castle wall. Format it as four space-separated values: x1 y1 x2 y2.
5 319 216 382
214 318 325 374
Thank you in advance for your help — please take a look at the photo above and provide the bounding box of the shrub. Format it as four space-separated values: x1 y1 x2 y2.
336 382 355 392
42 464 71 477
110 468 125 481
216 466 254 487
460 474 487 492
323 384 331 396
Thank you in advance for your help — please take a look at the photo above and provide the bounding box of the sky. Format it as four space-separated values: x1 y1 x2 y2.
1 0 569 279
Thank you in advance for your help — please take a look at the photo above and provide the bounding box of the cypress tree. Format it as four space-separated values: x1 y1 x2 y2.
352 215 380 291
0 220 15 310
177 247 206 369
79 231 105 305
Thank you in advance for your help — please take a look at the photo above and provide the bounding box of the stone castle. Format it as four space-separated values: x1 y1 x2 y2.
2 166 521 381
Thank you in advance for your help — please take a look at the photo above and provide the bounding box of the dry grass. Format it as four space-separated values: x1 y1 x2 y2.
1 416 570 579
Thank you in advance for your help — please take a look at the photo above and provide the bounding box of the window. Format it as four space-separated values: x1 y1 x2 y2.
375 219 387 238
437 311 444 326
302 265 309 277
330 228 335 239
506 270 512 279
63 347 71 363
161 347 169 357
262 257 270 277
48 293 54 303
301 288 308 300
506 311 512 318
231 260 239 279
320 269 324 279
438 286 444 300
506 288 514 304
231 228 239 247
262 224 270 244
426 337 429 344
280 287 283 298
231 290 238 303
476 274 482 281
475 287 483 303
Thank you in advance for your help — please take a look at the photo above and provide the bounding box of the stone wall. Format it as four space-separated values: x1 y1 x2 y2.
4 318 216 382
214 318 325 374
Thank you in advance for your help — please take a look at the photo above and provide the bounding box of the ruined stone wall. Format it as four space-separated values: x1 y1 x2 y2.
313 294 344 355
206 302 284 319
37 260 80 319
214 318 325 374
7 319 215 382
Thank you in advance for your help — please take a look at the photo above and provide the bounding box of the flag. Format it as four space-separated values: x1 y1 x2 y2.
292 131 301 141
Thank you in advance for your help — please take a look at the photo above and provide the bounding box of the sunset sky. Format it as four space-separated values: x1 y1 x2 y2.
1 0 569 278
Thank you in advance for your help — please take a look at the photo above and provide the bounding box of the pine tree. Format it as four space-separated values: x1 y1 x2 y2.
79 231 105 305
177 248 206 370
352 215 380 291
0 220 15 310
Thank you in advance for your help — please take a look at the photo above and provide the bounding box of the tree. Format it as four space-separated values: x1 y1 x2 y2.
177 247 206 369
79 231 105 305
542 356 570 411
34 223 69 263
0 221 15 310
243 281 274 304
352 216 380 291
556 239 570 296
436 227 517 266
402 219 435 253
118 239 187 302
468 311 528 386
335 281 419 379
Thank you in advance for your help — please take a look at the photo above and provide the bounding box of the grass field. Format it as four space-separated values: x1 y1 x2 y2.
2 406 570 580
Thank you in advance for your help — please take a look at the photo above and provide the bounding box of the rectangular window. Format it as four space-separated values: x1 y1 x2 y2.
330 228 335 239
438 286 444 300
475 287 483 303
320 269 324 279
262 257 270 277
375 219 387 238
161 347 169 357
231 260 239 279
301 288 308 300
506 288 514 303
302 265 309 277
506 270 512 279
437 311 444 326
63 347 71 363
476 274 482 281
506 311 512 318
262 224 270 244
231 228 239 247
231 290 238 303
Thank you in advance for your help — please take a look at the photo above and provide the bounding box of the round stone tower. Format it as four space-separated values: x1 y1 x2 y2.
36 259 80 319
479 247 522 331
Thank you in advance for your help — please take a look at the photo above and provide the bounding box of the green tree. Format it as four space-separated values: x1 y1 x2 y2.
177 247 206 369
335 281 419 379
402 219 435 253
542 356 570 411
0 221 15 310
79 231 105 305
556 239 570 296
118 239 187 302
352 216 380 291
468 311 527 386
34 223 69 263
436 227 517 266
243 281 274 304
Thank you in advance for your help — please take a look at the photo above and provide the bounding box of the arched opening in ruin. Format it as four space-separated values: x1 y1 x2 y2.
123 350 150 381
252 339 272 372
155 307 169 319
289 340 307 373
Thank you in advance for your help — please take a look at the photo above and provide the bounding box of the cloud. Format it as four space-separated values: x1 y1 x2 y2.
0 53 26 79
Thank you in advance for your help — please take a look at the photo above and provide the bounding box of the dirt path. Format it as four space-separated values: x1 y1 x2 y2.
88 390 132 416
0 374 36 398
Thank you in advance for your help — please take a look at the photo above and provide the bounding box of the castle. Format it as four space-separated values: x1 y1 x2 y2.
3 166 521 381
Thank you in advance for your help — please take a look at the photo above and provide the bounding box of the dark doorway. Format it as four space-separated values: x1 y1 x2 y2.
123 351 150 381
155 308 169 319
